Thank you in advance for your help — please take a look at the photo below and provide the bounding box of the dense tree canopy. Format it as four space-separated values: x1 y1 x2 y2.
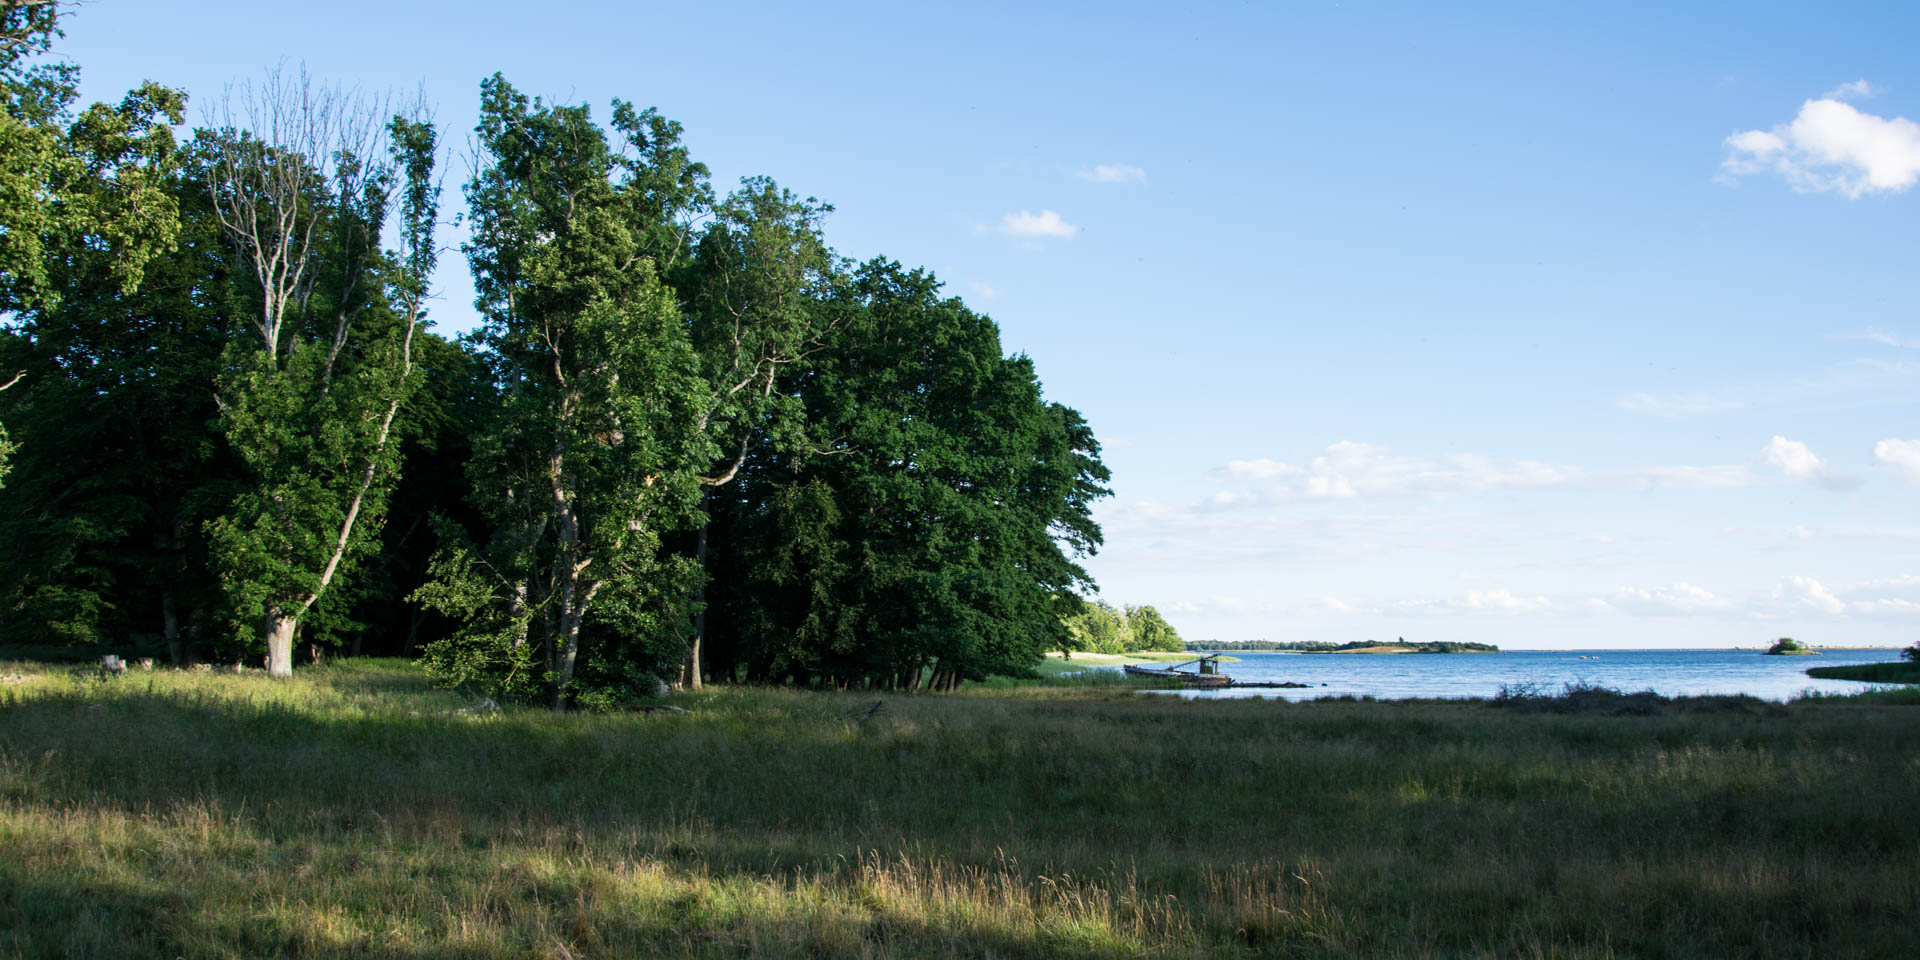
0 7 1167 704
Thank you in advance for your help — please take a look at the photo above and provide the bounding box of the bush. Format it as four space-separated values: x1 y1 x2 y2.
1903 643 1920 663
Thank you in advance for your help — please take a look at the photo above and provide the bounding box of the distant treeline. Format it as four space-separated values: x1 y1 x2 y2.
1189 640 1501 653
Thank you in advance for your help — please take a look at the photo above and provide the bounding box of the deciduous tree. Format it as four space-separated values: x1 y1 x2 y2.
203 70 441 676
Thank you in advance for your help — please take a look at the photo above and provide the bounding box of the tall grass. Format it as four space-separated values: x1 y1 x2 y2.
1 659 1916 957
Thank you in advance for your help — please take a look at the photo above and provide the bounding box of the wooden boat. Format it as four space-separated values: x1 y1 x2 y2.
1123 655 1234 686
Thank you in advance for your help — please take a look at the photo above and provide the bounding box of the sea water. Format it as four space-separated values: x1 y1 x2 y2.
1129 648 1908 702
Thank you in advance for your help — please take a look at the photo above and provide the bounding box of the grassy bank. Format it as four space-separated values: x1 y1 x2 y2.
1806 660 1920 684
2 660 1917 958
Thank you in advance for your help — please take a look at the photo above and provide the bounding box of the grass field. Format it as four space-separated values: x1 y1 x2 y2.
2 659 1917 958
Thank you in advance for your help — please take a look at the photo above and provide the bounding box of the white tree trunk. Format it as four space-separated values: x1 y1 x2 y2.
266 613 298 677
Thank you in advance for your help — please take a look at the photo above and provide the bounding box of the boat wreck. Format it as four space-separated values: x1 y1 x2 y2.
1124 654 1233 686
1122 654 1314 689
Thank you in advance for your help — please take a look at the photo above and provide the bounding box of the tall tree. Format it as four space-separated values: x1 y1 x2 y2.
1123 604 1183 652
0 0 185 487
202 69 441 676
709 260 1109 689
676 176 839 688
0 145 237 658
418 76 712 708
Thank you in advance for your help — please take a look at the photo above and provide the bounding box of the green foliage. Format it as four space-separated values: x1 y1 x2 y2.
202 100 442 668
1123 604 1184 652
1806 660 1920 684
2 40 1110 697
1764 637 1812 655
0 4 185 310
1064 599 1131 654
418 76 713 706
0 2 185 494
706 259 1109 690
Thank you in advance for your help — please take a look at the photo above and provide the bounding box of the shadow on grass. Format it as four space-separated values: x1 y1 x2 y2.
3 662 1919 958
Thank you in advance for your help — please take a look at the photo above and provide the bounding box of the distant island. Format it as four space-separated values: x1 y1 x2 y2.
1763 637 1820 656
1190 639 1499 655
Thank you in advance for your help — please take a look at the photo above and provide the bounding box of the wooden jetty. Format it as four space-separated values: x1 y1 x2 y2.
1122 655 1312 689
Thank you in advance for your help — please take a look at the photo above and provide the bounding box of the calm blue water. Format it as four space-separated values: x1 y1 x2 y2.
1121 649 1908 702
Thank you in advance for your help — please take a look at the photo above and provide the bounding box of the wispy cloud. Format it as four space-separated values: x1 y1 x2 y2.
1759 435 1860 490
1822 79 1882 101
1721 90 1920 197
968 280 996 300
1378 589 1555 617
1619 357 1920 418
1837 328 1920 349
1839 573 1920 616
1075 163 1147 184
1874 438 1920 483
1618 388 1754 418
1213 441 1750 504
1000 209 1079 238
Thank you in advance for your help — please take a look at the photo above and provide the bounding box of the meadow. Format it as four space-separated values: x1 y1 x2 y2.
1 659 1916 958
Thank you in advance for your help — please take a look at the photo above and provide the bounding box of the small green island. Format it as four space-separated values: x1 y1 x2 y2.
1763 637 1820 656
1191 638 1500 654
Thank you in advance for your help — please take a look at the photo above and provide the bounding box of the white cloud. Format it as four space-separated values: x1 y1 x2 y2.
1076 163 1147 184
1839 328 1920 349
1823 79 1882 101
1215 441 1750 503
1770 575 1846 614
1844 574 1920 616
999 209 1079 238
1760 436 1822 476
1852 598 1920 615
1605 582 1730 615
1759 436 1859 490
1874 438 1920 483
1383 589 1553 617
1722 95 1920 197
1460 590 1552 613
968 280 996 300
1318 596 1357 614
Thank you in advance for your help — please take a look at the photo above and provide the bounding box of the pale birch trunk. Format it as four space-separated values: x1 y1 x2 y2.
265 611 298 677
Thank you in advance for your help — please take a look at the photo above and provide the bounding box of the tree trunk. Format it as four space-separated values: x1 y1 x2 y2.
549 556 595 710
552 599 582 711
682 512 709 690
265 612 298 677
162 590 185 666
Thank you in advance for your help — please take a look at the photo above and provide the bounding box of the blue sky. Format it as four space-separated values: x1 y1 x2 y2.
64 1 1920 648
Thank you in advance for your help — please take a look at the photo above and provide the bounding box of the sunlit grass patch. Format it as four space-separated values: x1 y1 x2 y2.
1 658 1917 957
